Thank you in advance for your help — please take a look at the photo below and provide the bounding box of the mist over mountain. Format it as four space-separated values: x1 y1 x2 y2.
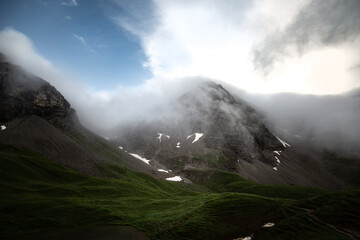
229 87 360 157
1 1 360 239
85 78 359 161
0 54 175 180
0 27 359 162
3 52 358 190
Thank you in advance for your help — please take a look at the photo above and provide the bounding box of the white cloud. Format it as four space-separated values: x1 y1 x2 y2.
0 27 57 79
0 28 100 126
73 34 87 45
261 46 359 94
62 0 78 7
73 34 96 53
111 0 360 95
1 27 358 154
0 28 191 129
65 16 72 20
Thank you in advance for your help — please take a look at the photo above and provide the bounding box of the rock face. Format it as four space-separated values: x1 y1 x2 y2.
0 54 77 129
115 82 285 174
113 82 346 189
0 53 346 189
0 53 170 180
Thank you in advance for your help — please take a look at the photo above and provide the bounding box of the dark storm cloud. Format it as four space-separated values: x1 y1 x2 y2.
253 0 360 72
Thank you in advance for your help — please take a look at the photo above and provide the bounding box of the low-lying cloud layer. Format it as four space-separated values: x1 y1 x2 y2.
0 27 197 130
231 87 360 157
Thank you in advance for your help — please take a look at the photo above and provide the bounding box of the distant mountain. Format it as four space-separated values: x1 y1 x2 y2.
112 81 348 189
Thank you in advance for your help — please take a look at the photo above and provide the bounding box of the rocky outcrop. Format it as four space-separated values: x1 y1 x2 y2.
115 81 285 174
0 54 169 180
0 53 78 129
112 82 349 189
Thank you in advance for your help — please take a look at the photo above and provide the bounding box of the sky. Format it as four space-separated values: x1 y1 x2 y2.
1 0 359 94
0 0 359 131
0 0 151 90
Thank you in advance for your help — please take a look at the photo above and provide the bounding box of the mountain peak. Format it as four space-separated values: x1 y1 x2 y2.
0 53 78 129
115 80 285 181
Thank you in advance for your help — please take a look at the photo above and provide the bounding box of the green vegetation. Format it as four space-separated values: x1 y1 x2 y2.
184 169 328 199
0 144 359 239
192 153 229 168
64 128 134 169
322 151 360 187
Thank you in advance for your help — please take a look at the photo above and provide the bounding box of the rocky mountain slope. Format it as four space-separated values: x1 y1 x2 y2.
0 53 173 179
0 53 349 189
113 82 346 189
0 53 358 240
0 54 76 130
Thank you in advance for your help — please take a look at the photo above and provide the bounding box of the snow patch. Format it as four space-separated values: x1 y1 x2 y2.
158 169 169 173
1 125 6 131
233 236 252 240
103 136 110 140
176 142 181 148
118 146 123 150
275 136 291 148
157 133 170 143
275 156 281 164
263 222 275 228
274 151 281 155
129 153 150 165
166 176 182 182
187 133 204 143
273 167 278 171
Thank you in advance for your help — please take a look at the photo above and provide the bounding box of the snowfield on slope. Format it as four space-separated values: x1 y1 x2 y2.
275 136 291 147
263 222 275 227
129 153 150 165
165 176 182 181
233 236 252 240
187 133 204 143
274 150 281 155
157 133 170 143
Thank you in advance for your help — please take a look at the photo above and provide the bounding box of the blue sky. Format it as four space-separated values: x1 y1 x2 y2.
0 0 151 90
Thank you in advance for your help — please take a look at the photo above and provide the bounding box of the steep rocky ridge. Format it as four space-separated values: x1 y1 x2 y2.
113 82 345 189
0 54 171 179
0 53 348 189
116 82 284 168
0 54 76 129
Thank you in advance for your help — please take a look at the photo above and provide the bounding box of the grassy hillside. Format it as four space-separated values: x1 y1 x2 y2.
0 144 358 239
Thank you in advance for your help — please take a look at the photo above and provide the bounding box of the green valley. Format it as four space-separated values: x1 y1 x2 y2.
1 144 358 240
